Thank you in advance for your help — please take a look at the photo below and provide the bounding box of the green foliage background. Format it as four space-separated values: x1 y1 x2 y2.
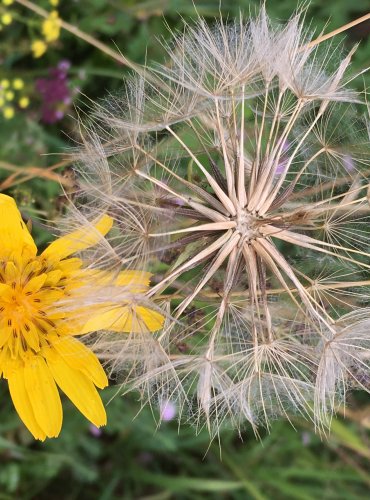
0 1 369 498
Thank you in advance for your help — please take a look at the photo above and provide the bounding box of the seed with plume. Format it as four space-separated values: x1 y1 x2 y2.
74 9 369 437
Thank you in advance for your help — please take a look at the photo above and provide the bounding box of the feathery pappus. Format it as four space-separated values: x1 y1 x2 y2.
72 8 369 437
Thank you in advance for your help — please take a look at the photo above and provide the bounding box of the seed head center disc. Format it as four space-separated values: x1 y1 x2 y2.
235 209 256 241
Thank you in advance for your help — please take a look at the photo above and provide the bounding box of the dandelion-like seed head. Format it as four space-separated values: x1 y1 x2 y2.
75 9 370 437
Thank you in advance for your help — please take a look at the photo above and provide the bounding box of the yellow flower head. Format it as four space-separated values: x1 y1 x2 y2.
0 195 164 440
12 78 24 90
42 10 61 43
18 96 30 109
2 0 14 6
1 13 12 26
31 40 47 59
2 106 14 119
5 90 14 101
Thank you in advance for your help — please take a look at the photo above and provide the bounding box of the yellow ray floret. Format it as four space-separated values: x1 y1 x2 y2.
0 195 164 440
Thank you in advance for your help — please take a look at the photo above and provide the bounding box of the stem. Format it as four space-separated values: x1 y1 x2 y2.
15 0 141 72
148 221 236 237
237 85 247 207
0 160 72 190
257 105 324 215
166 125 236 216
305 13 370 50
148 230 233 296
174 232 240 317
135 169 226 222
247 99 304 212
263 225 370 270
157 278 370 301
214 98 237 203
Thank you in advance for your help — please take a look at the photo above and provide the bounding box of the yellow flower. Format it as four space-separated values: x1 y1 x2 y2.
31 40 47 58
12 78 24 90
0 195 163 440
18 96 29 109
1 79 9 89
42 10 61 43
2 106 14 119
5 90 14 101
49 0 58 6
1 13 12 25
2 0 14 6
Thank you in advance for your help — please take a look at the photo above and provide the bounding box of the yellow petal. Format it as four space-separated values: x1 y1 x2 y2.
58 258 83 273
116 270 152 292
0 326 12 348
5 261 18 282
23 273 47 294
42 214 113 261
81 304 164 334
23 322 41 352
44 270 63 286
80 307 130 334
81 269 151 293
0 194 37 258
45 349 107 427
135 306 165 331
0 283 11 295
23 356 63 438
7 365 47 440
50 336 108 388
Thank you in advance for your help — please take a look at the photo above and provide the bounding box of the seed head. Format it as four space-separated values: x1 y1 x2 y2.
74 9 369 437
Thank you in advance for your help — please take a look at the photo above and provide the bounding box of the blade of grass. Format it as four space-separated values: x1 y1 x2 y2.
137 472 244 493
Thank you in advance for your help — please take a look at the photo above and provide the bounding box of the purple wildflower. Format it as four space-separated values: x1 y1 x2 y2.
159 400 177 421
275 140 290 176
57 60 71 72
35 60 71 123
342 154 355 172
89 423 103 437
301 431 312 446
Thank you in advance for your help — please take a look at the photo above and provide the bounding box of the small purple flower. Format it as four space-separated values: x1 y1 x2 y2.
35 61 72 123
301 431 311 446
275 139 290 176
159 400 177 421
89 424 103 437
342 155 355 172
57 59 71 72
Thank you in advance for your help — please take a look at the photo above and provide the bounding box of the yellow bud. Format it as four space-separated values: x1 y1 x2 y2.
1 13 12 25
1 79 9 89
5 90 14 101
49 0 59 5
2 0 14 5
13 78 24 90
3 106 14 119
42 11 61 42
31 40 47 58
19 96 30 109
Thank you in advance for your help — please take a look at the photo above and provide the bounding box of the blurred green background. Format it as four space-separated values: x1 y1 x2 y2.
0 1 369 498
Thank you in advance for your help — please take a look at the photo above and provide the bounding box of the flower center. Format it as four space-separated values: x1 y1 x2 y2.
234 209 258 241
0 258 63 358
9 288 34 321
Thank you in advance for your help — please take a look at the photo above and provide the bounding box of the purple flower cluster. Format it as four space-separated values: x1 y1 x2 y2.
35 60 71 123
